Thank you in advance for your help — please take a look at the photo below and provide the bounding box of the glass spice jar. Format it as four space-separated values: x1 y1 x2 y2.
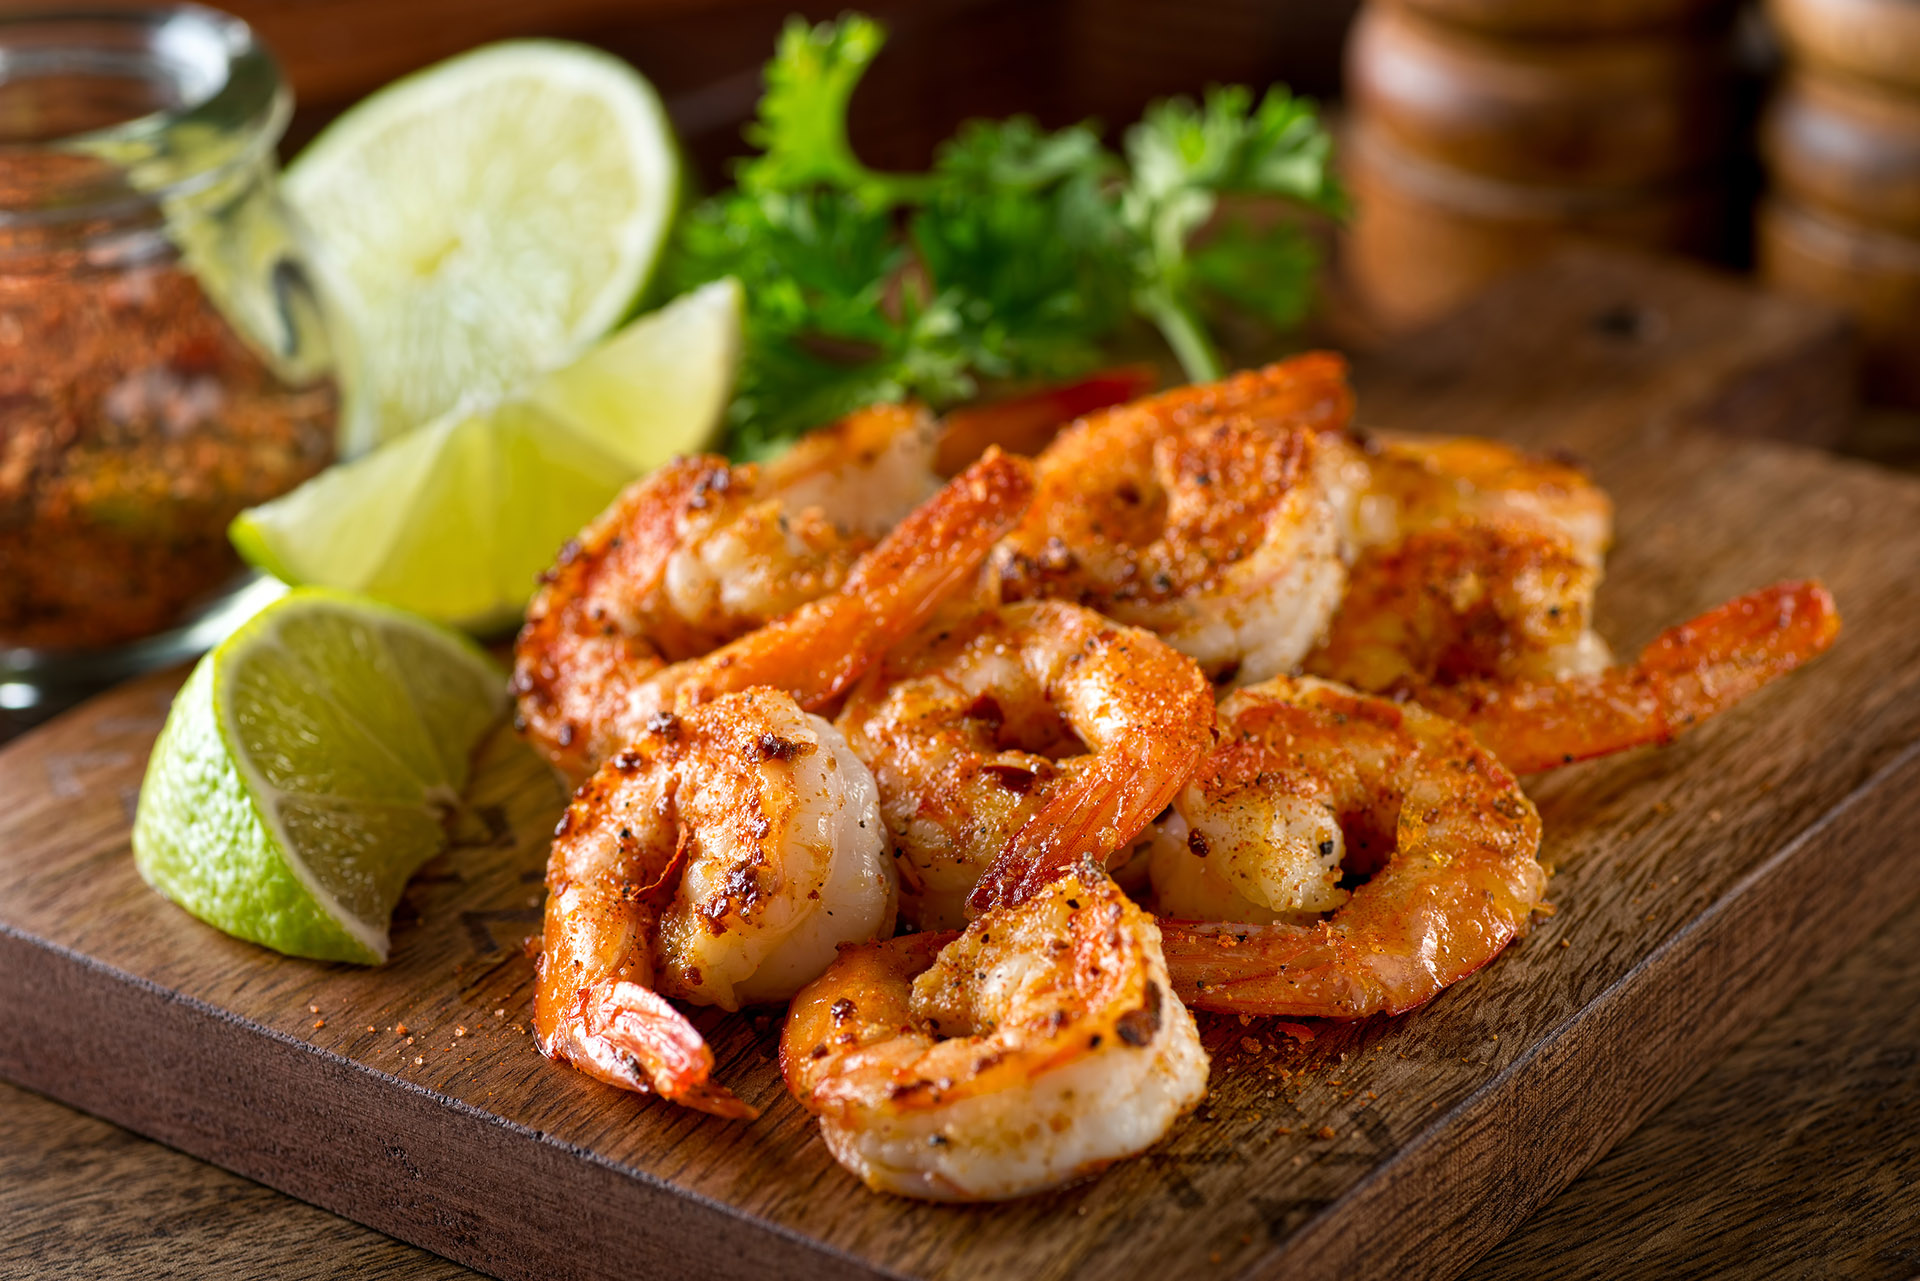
0 5 340 717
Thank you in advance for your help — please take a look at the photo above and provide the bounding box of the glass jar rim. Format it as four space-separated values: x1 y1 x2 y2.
0 4 289 226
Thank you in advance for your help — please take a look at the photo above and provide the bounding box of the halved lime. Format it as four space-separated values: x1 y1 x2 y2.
285 41 680 454
132 589 507 964
230 279 741 634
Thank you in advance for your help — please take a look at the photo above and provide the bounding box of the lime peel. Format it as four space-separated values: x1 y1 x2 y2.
285 40 682 452
132 588 506 964
230 278 742 633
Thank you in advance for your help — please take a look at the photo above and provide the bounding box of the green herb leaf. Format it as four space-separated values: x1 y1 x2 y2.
737 14 928 207
668 14 1342 457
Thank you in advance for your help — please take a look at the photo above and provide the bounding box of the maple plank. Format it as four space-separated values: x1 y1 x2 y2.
1 250 1915 1281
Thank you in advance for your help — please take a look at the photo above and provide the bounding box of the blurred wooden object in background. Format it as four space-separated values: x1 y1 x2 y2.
1767 0 1920 93
1342 125 1723 327
1341 0 1742 330
1762 0 1920 404
1397 0 1734 37
212 0 1359 185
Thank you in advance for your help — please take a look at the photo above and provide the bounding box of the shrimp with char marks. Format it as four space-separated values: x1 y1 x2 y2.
836 600 1215 929
514 448 1032 781
781 860 1207 1200
1306 518 1604 695
1150 675 1546 1018
537 688 896 1118
1349 431 1613 566
987 353 1370 684
1315 433 1839 774
1413 579 1841 776
1309 431 1619 700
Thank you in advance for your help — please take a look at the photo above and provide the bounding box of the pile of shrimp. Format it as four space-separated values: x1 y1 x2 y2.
510 357 1840 1200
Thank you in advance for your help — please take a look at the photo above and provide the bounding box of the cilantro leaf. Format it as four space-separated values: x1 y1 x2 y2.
737 14 928 207
667 14 1342 457
1120 85 1348 381
913 119 1132 383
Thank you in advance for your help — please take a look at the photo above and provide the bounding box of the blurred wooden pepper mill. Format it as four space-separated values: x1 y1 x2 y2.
1341 0 1740 330
1762 0 1920 404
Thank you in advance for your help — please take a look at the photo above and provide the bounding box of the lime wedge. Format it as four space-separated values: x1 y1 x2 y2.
132 589 507 964
285 41 680 454
230 279 741 633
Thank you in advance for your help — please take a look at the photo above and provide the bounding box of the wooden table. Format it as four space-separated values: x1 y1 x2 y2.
6 890 1917 1280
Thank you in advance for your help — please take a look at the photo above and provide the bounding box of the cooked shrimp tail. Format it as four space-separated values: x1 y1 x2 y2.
534 868 759 1118
934 366 1157 474
535 688 899 1117
661 449 1035 713
562 978 756 1119
963 617 1215 911
518 448 1034 779
1418 579 1840 775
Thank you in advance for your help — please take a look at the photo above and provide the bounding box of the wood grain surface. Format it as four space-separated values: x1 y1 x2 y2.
12 890 1918 1281
2 251 1915 1281
1465 902 1920 1281
0 1080 473 1281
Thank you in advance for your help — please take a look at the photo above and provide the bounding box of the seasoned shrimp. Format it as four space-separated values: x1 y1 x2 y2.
1351 432 1613 565
932 366 1157 476
988 354 1371 683
781 860 1208 1200
1150 676 1546 1018
836 601 1215 929
1305 519 1605 694
537 688 895 1117
1413 579 1841 775
515 450 1034 780
759 400 940 536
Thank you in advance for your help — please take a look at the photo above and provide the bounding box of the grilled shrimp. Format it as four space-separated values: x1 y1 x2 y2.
536 688 895 1118
933 367 1158 476
1413 579 1841 775
1305 519 1605 694
1314 435 1839 774
759 400 941 536
1150 676 1546 1018
514 450 1034 780
988 354 1370 684
781 860 1208 1200
836 601 1215 929
1309 433 1618 696
1351 432 1614 565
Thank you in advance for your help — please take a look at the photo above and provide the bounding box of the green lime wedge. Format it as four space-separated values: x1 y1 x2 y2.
132 589 507 964
230 278 741 634
285 41 681 454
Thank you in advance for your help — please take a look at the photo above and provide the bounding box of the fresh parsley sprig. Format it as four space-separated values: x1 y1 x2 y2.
665 12 1344 458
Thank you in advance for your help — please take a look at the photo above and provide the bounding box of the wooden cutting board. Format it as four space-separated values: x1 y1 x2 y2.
3 249 1916 1281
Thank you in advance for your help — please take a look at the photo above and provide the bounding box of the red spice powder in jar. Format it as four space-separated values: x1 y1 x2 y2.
0 10 338 652
0 234 334 649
